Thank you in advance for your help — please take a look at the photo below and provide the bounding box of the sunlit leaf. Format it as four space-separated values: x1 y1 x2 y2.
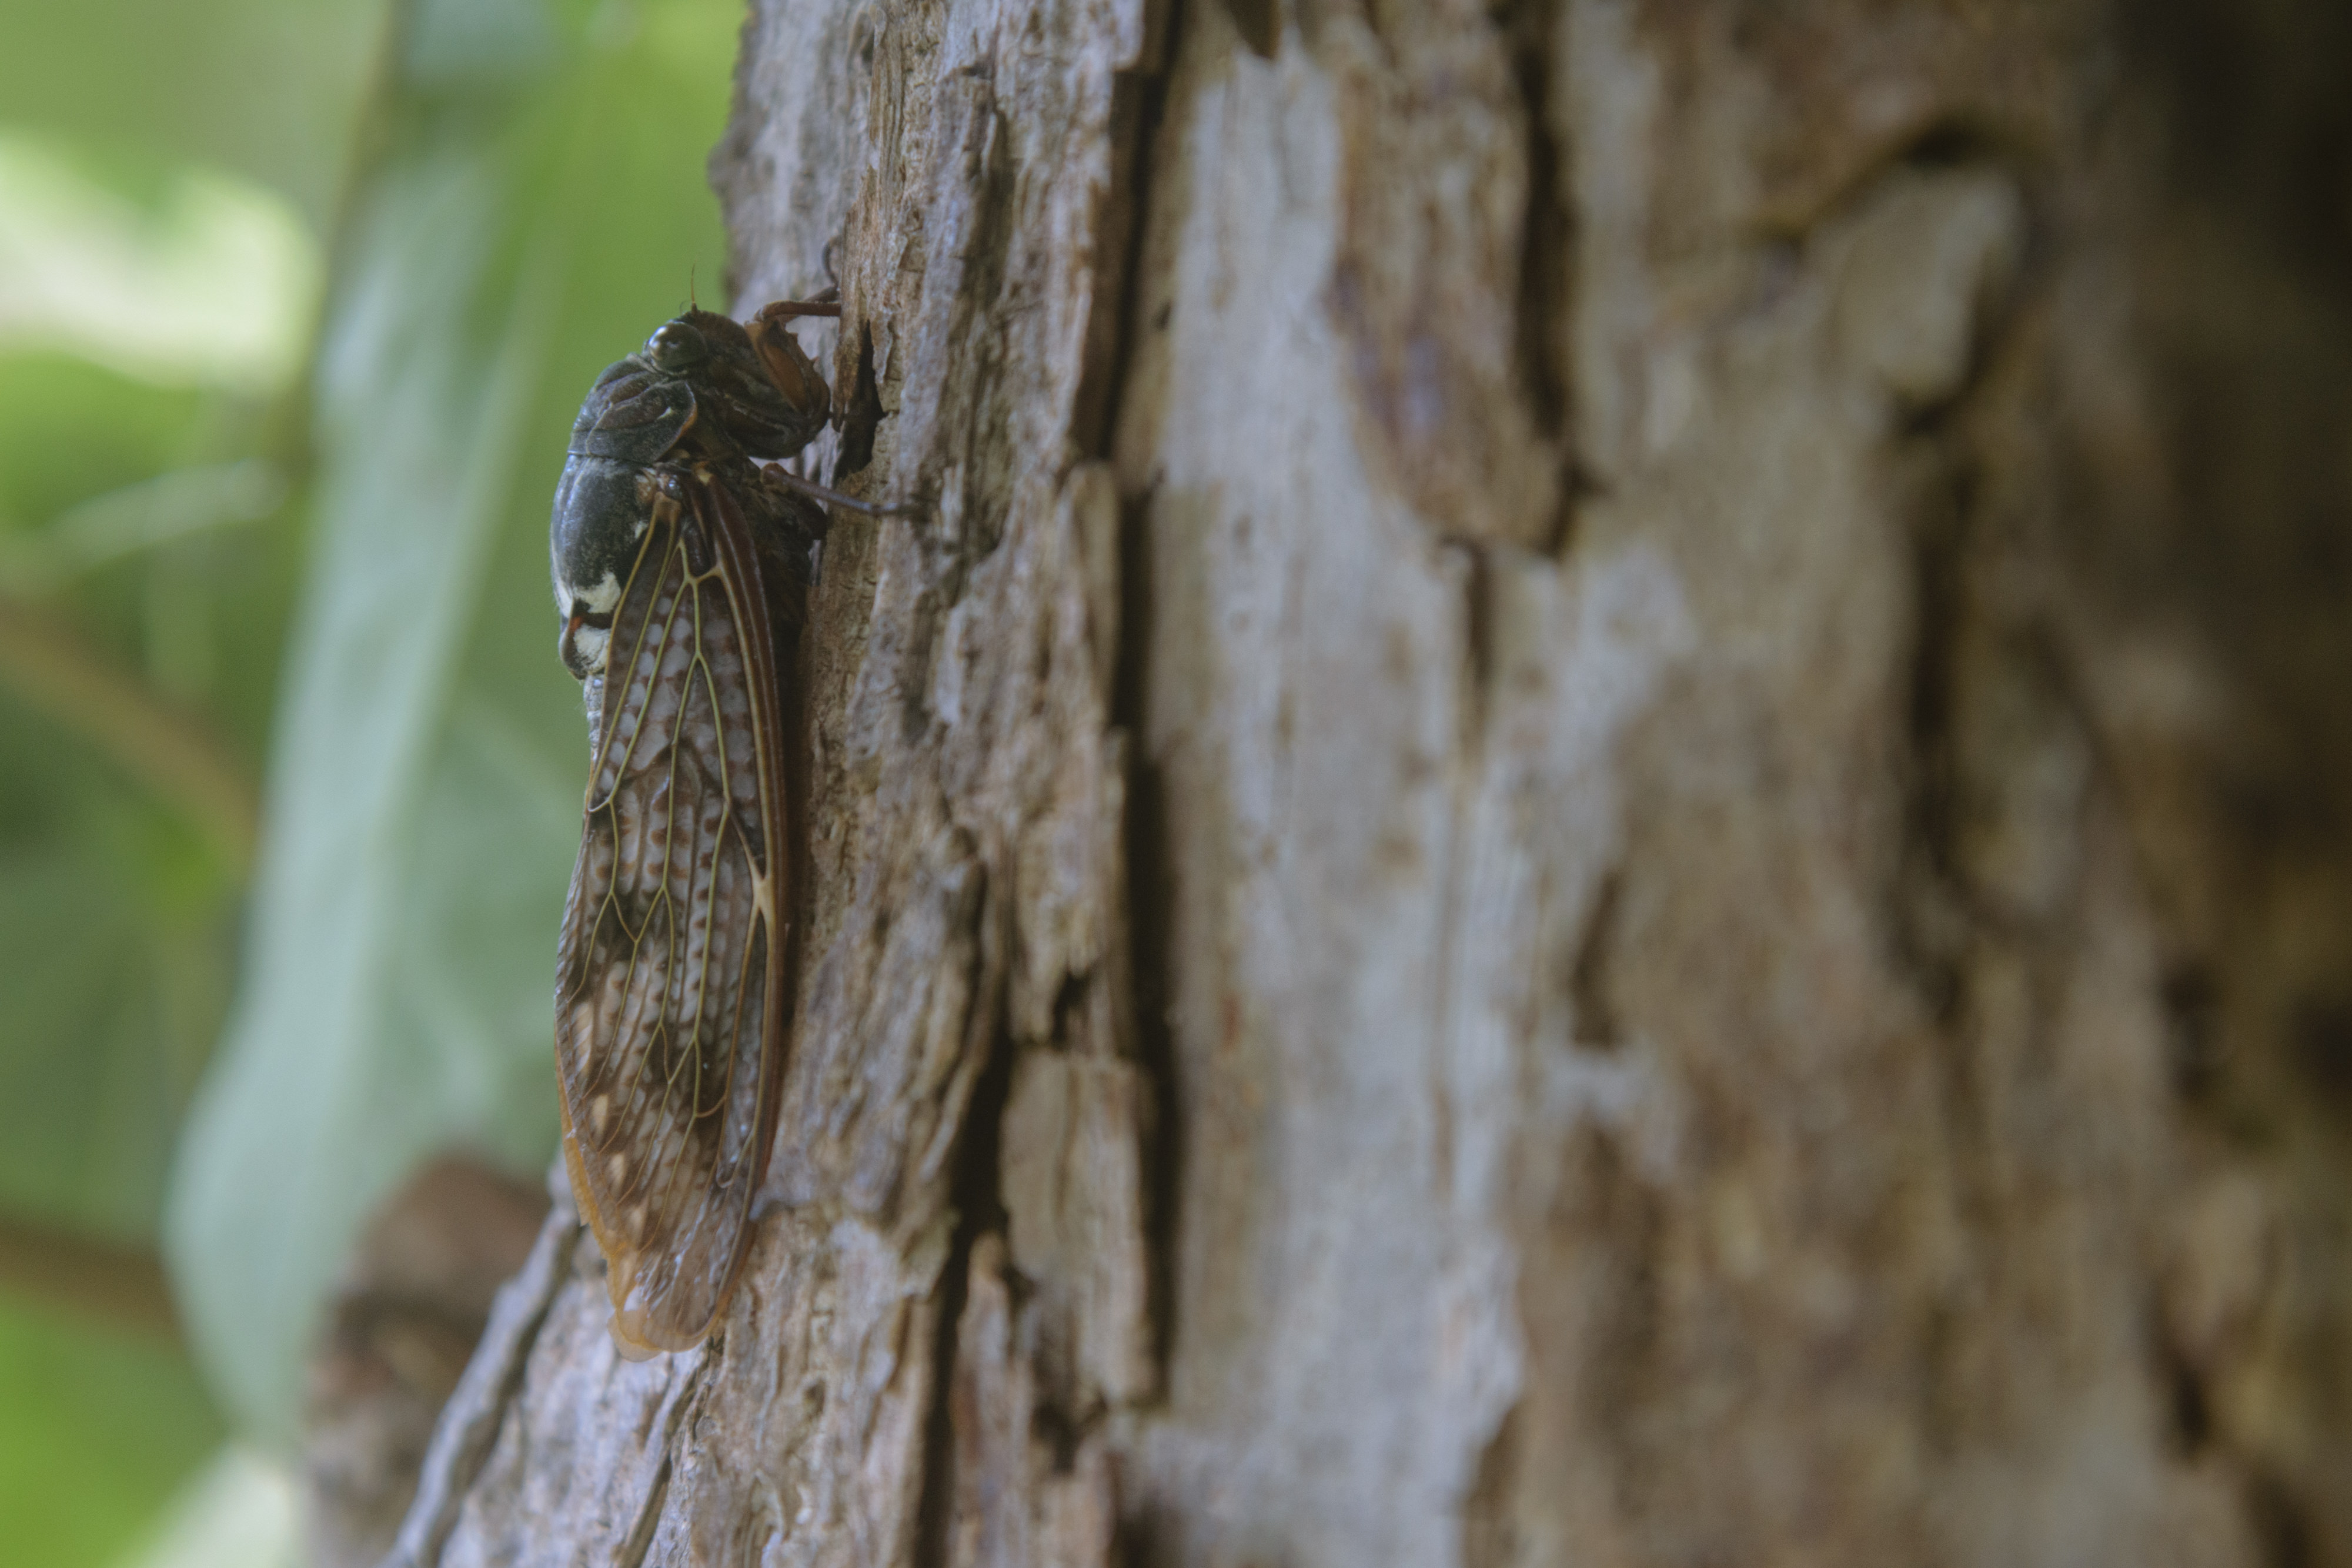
0 136 321 394
119 1449 298 1568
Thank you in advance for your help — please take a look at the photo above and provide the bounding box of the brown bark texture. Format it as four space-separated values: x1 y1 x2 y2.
382 1 2352 1564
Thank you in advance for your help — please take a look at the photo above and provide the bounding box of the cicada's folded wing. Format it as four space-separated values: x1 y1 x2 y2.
552 470 789 1356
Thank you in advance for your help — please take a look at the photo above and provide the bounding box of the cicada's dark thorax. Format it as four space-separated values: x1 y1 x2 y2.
550 307 832 682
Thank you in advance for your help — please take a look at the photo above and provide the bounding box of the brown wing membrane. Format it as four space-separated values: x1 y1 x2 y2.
553 468 788 1356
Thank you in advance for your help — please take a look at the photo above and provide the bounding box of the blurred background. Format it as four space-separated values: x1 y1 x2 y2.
0 0 746 1561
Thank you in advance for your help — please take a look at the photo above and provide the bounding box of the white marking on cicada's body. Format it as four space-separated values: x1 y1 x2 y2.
570 623 610 671
556 569 625 675
556 569 623 621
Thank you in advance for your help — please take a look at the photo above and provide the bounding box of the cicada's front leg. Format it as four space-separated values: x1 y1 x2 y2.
753 292 840 321
744 299 836 434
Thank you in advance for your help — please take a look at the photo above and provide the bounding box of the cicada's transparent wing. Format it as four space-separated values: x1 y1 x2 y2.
553 469 789 1356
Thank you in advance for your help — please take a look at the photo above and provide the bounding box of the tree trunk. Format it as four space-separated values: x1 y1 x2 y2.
383 2 2352 1565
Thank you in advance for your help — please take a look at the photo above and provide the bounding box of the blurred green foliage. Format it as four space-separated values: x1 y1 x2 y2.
0 0 749 1555
0 1 380 225
0 1299 223 1568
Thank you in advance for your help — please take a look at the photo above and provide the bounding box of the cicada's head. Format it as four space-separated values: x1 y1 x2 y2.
672 306 830 461
549 454 657 680
564 306 832 472
550 302 836 681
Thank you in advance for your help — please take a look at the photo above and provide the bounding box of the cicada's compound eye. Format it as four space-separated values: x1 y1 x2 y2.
646 320 709 372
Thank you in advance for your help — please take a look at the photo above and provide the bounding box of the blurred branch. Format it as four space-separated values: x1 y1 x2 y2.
0 594 260 868
0 1210 182 1345
0 460 288 591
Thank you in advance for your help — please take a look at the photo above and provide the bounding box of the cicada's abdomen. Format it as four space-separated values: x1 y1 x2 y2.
549 456 656 682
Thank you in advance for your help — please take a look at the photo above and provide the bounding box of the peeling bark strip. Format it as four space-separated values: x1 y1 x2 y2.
393 1 2352 1564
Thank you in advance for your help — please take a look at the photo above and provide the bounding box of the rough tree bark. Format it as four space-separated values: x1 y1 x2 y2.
382 1 2352 1564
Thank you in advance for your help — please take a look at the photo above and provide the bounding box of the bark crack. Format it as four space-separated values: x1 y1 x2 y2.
1072 41 1176 459
915 891 1015 1568
1106 0 1187 1419
614 1358 713 1568
1496 0 1571 488
386 1212 580 1568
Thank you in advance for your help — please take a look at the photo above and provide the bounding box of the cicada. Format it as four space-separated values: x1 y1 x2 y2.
547 299 853 1357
